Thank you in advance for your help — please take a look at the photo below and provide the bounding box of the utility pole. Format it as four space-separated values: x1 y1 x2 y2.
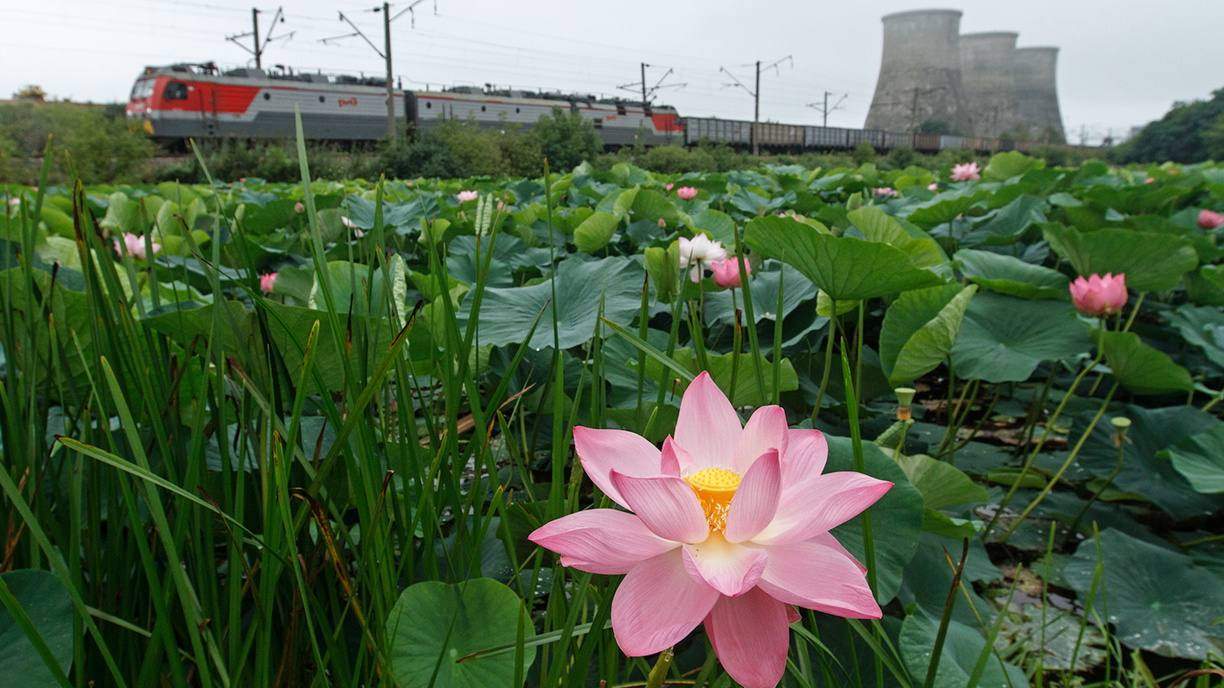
380 2 394 140
321 0 436 142
251 9 261 68
719 55 790 155
226 6 289 71
806 91 847 127
753 60 761 155
640 62 648 107
617 63 684 109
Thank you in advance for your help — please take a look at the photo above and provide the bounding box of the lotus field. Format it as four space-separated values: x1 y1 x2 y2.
2 142 1224 688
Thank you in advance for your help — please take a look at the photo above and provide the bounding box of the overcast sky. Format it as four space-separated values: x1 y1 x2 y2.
2 0 1221 143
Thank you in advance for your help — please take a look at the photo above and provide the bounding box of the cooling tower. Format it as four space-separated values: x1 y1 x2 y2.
1012 47 1066 143
865 9 973 135
959 32 1020 138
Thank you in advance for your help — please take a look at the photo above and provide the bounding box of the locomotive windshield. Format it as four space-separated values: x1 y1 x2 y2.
130 78 154 101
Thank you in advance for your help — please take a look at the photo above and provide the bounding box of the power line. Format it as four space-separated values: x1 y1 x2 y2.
720 55 791 154
807 91 848 127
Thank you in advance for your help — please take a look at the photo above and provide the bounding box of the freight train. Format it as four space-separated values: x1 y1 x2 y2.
126 62 1046 154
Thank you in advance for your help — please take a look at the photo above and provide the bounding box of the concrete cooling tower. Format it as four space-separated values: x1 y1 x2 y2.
865 9 974 134
959 32 1020 138
1012 47 1066 143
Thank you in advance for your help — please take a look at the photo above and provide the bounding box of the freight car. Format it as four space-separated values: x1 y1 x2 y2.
126 63 1056 156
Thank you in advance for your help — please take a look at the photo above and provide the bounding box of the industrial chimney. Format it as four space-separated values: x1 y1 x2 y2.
1012 47 1066 143
959 32 1020 138
865 9 974 135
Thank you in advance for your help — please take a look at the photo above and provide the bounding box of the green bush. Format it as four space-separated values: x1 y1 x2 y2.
0 101 154 183
529 108 600 172
1116 87 1224 163
852 141 877 165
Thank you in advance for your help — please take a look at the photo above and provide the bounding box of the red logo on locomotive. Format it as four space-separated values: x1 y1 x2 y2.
338 97 358 108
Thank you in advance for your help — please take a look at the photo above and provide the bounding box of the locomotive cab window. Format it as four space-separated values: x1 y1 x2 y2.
616 104 627 116
164 81 189 101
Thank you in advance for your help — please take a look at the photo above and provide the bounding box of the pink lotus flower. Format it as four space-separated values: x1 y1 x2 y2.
530 373 889 688
678 234 727 283
950 161 980 182
456 189 479 203
1197 209 1224 230
1069 273 1128 317
294 201 305 214
927 182 938 192
665 182 675 191
113 232 160 261
259 272 278 294
1143 177 1155 185
710 257 751 289
873 187 898 198
676 186 698 200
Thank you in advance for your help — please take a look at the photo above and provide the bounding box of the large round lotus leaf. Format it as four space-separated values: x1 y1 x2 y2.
879 283 977 385
745 216 943 301
951 292 1092 382
954 248 1068 299
447 235 550 286
386 578 535 688
461 255 643 349
1097 331 1193 395
704 262 816 326
1075 404 1222 520
825 436 924 604
1166 304 1224 370
900 614 1029 688
1042 224 1198 292
1064 529 1224 660
1160 421 1224 494
0 570 74 688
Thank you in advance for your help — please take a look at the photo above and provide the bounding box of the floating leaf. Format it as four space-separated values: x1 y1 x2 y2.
386 578 536 688
1064 529 1224 660
0 570 74 688
900 614 1029 688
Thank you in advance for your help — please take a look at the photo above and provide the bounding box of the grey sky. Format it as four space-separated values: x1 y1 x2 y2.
2 0 1221 143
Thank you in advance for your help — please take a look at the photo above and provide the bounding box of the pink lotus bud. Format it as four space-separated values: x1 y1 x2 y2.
259 272 278 294
1197 209 1224 230
665 182 674 191
496 200 506 211
657 217 667 228
676 186 698 200
927 182 938 192
294 201 305 214
456 190 479 203
710 257 751 288
1069 273 1128 317
1144 177 1155 184
950 162 981 182
113 232 160 261
873 187 898 198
